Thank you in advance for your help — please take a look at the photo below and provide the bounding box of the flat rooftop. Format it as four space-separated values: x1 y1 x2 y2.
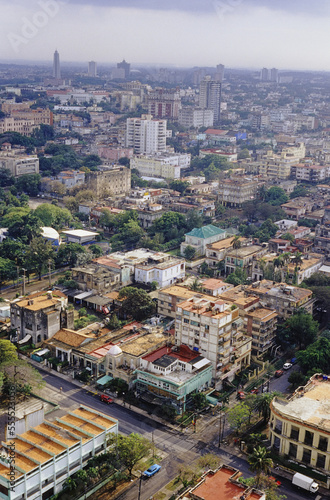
272 376 330 432
190 466 264 500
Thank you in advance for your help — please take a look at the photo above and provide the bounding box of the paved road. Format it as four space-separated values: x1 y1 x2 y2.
36 370 324 500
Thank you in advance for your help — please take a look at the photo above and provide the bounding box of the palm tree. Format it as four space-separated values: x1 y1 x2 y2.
231 236 241 273
254 392 282 423
248 446 273 486
189 278 202 292
292 251 303 284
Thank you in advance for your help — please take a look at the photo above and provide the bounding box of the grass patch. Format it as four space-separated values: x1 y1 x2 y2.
166 477 181 491
153 493 166 500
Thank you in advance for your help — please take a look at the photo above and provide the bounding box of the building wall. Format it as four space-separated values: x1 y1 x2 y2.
85 167 131 198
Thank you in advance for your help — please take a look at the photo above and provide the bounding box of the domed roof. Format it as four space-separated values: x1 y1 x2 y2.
107 345 122 356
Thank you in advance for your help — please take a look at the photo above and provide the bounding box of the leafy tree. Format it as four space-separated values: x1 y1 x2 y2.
265 187 288 206
152 211 186 235
83 154 102 171
183 245 196 260
1 359 45 399
78 307 87 318
254 392 281 423
118 156 130 166
0 168 15 187
191 392 208 410
88 244 103 257
0 339 17 364
237 148 251 159
287 370 307 388
290 185 308 199
118 287 156 320
227 402 250 433
108 314 120 330
280 232 295 243
197 454 222 471
110 433 151 476
7 211 42 244
34 203 72 228
285 309 318 350
225 268 248 286
297 337 330 375
169 179 189 194
26 237 55 280
56 243 86 267
248 446 273 487
16 174 41 196
0 257 17 289
150 281 158 291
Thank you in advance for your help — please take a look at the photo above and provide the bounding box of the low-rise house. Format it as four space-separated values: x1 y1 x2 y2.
200 278 233 296
178 465 265 500
281 197 314 220
71 263 121 293
205 237 249 267
217 176 260 207
274 219 298 231
0 405 118 500
245 280 314 319
157 285 200 319
135 344 213 412
270 374 330 473
10 291 73 345
180 224 227 257
286 253 324 285
61 229 99 244
225 245 265 276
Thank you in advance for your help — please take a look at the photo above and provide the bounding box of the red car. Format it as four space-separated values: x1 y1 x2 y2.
100 394 113 404
237 391 245 400
250 388 259 394
275 370 284 378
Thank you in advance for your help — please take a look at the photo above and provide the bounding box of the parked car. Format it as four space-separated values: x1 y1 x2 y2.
250 388 259 394
100 394 113 404
283 363 293 370
237 391 246 400
143 464 161 477
275 370 284 378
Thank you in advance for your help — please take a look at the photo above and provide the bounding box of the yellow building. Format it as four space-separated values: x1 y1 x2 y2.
270 374 330 474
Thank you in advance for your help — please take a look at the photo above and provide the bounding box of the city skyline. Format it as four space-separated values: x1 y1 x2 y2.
1 1 330 70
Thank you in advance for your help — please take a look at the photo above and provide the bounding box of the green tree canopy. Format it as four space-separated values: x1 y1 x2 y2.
34 203 72 228
297 337 330 375
265 187 288 206
0 339 17 364
227 402 250 433
118 286 156 320
109 433 151 476
248 446 273 487
16 174 41 196
284 309 319 350
183 245 196 261
169 179 189 194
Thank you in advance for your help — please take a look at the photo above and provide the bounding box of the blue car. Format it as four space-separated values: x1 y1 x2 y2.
143 464 161 477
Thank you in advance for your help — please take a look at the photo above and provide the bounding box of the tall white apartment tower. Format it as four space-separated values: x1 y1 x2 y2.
53 50 61 79
126 114 167 154
199 76 222 124
88 61 97 77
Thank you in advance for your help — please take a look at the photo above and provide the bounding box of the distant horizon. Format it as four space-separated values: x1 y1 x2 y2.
1 58 330 75
1 1 330 72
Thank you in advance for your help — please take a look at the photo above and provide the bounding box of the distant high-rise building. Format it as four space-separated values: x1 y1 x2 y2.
199 76 222 124
126 114 167 154
117 59 130 79
215 63 225 82
260 67 269 81
270 68 278 82
53 50 61 79
147 88 181 119
88 61 97 77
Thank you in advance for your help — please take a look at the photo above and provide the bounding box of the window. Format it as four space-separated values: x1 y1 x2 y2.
302 448 311 465
318 436 328 452
317 453 326 469
290 426 299 441
304 430 314 447
289 442 297 459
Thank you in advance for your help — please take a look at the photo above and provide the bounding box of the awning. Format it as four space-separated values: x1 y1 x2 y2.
33 348 50 357
74 291 94 300
18 334 32 345
96 375 113 386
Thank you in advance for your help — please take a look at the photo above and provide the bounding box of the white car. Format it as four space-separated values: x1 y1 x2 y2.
283 362 293 370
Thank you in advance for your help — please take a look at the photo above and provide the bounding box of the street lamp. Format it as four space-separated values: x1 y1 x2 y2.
137 470 143 500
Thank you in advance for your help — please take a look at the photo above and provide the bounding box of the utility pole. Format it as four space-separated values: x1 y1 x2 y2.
48 260 52 288
22 268 26 296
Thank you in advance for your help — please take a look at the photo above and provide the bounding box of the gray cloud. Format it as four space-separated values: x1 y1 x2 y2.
65 0 329 16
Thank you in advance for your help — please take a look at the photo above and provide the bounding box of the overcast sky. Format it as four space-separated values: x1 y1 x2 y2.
1 0 330 70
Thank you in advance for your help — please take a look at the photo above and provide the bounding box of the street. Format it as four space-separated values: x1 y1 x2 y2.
33 369 324 500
